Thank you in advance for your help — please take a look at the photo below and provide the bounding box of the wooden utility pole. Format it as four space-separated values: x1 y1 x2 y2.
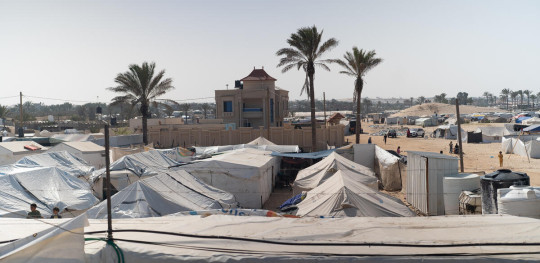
323 92 327 127
266 87 271 140
19 92 23 125
455 99 464 172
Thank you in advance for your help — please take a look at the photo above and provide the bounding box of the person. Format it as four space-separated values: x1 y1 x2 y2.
449 141 453 154
440 150 443 154
407 129 411 138
498 151 504 167
50 207 62 219
397 146 401 155
383 134 387 144
454 143 460 154
368 137 372 144
27 203 43 219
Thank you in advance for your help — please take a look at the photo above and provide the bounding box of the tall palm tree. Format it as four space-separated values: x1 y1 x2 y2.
332 47 382 144
108 62 174 144
201 103 211 119
524 90 531 108
511 91 519 108
276 26 338 151
501 89 510 109
517 90 523 107
530 94 537 108
0 104 9 128
483 91 490 106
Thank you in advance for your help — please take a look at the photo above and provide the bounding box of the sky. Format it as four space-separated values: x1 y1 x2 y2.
0 0 539 106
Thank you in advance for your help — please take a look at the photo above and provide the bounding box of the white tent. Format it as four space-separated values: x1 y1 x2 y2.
374 146 403 191
295 170 415 217
15 151 95 179
293 152 377 193
194 137 300 156
90 150 181 199
474 126 514 143
247 136 276 146
49 141 105 169
85 170 238 219
433 125 467 141
523 117 540 125
502 136 540 159
0 170 49 218
178 148 279 208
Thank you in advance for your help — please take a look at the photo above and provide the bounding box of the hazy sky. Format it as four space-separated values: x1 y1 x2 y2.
1 0 539 106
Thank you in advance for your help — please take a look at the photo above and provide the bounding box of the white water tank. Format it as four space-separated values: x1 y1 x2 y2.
443 173 481 215
498 186 540 218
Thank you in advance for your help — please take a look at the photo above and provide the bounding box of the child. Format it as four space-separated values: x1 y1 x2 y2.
27 203 43 219
50 207 62 219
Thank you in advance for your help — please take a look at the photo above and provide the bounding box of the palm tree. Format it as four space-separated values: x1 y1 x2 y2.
181 103 191 124
501 89 510 109
276 26 338 151
524 90 531 108
201 103 211 119
332 47 382 143
517 90 523 107
511 91 519 108
483 92 490 106
530 94 537 108
108 62 174 144
0 104 9 128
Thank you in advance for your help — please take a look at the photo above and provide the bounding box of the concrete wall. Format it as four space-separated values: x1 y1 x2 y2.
129 118 184 130
147 125 345 152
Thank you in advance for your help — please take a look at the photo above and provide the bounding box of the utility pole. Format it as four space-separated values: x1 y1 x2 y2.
323 92 327 127
455 99 464 173
19 92 23 137
104 123 113 240
266 87 271 140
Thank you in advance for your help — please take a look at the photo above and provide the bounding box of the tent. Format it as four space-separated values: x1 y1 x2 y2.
194 137 300 156
85 170 238 219
89 150 182 199
0 170 49 218
271 149 335 159
246 136 276 146
178 148 279 208
522 117 540 125
293 152 377 193
374 146 403 191
48 141 105 169
0 165 98 217
295 170 415 217
433 125 467 141
415 117 435 127
474 126 514 143
516 116 532 123
502 136 540 159
15 151 95 179
524 124 540 133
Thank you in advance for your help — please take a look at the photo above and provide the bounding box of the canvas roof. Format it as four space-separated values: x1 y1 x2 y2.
407 151 459 160
55 141 105 153
0 141 48 154
295 170 415 217
524 124 540 132
51 133 95 142
15 151 94 178
293 152 377 192
475 126 511 136
85 170 238 219
246 136 276 146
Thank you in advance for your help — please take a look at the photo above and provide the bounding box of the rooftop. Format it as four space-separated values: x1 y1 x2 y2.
0 141 48 154
240 68 277 81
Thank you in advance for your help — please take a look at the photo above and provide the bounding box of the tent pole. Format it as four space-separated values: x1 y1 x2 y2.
104 123 113 241
455 99 464 173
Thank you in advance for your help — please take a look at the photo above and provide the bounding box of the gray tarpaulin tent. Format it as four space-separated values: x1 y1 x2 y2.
85 170 238 219
15 151 95 179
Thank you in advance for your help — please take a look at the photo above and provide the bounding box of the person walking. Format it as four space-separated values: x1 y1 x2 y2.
368 137 372 144
449 141 453 154
397 146 401 155
498 151 504 167
383 134 387 144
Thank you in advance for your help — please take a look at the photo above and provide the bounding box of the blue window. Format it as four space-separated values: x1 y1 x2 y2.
223 101 233 112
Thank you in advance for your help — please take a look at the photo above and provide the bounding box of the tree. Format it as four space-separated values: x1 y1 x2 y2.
434 93 448 103
0 104 9 128
276 26 338 151
181 103 191 124
501 89 510 109
511 91 519 108
457 92 469 105
108 62 174 144
524 90 532 108
517 90 523 107
201 103 211 119
332 47 382 144
416 96 426 105
483 92 491 106
530 94 537 108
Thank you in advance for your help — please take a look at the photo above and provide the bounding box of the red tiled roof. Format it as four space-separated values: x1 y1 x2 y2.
240 68 277 81
328 113 345 121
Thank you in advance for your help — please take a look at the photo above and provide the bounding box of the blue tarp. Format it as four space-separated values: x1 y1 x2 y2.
524 124 540 132
516 116 532 123
279 193 304 210
271 149 335 159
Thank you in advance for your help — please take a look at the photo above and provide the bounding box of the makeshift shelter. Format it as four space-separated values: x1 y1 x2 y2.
502 136 540 159
293 152 377 193
0 141 48 165
374 146 403 191
85 170 238 219
524 124 540 133
246 136 275 146
51 133 102 142
90 150 181 199
91 134 143 147
49 141 105 169
178 148 279 208
0 170 49 218
194 137 300 156
523 117 540 125
415 117 434 127
15 151 95 179
516 116 532 123
385 117 399 125
433 125 467 141
295 170 415 217
474 126 514 143
0 165 98 217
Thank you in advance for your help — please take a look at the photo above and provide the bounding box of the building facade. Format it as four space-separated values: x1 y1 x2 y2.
215 68 289 128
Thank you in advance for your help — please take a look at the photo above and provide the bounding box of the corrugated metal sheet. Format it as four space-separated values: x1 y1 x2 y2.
407 152 459 215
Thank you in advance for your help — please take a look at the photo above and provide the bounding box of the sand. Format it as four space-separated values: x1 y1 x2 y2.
389 103 508 117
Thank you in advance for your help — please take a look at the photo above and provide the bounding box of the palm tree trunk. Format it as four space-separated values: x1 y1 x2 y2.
308 73 317 152
141 104 149 145
355 79 363 144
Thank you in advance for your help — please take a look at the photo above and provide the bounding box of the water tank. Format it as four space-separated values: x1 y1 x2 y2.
443 173 480 215
481 169 530 214
498 186 540 218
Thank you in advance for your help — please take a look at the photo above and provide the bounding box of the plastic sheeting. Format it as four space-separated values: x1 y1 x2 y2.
293 152 377 193
374 146 402 191
168 208 297 218
0 172 49 218
194 141 300 156
271 149 335 159
15 151 95 179
0 215 87 263
86 170 238 219
433 125 468 141
178 148 278 208
296 170 415 217
84 215 540 262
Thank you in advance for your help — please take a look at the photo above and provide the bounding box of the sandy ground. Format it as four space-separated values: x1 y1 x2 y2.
389 103 507 117
263 120 540 211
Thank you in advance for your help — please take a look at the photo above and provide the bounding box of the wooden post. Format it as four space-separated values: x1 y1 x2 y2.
266 87 271 140
323 92 327 127
455 99 464 173
19 92 23 128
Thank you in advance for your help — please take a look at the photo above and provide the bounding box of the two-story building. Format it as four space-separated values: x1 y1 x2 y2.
215 68 289 128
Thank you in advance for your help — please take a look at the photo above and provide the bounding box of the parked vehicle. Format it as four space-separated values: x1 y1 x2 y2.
410 128 425 137
387 129 397 138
